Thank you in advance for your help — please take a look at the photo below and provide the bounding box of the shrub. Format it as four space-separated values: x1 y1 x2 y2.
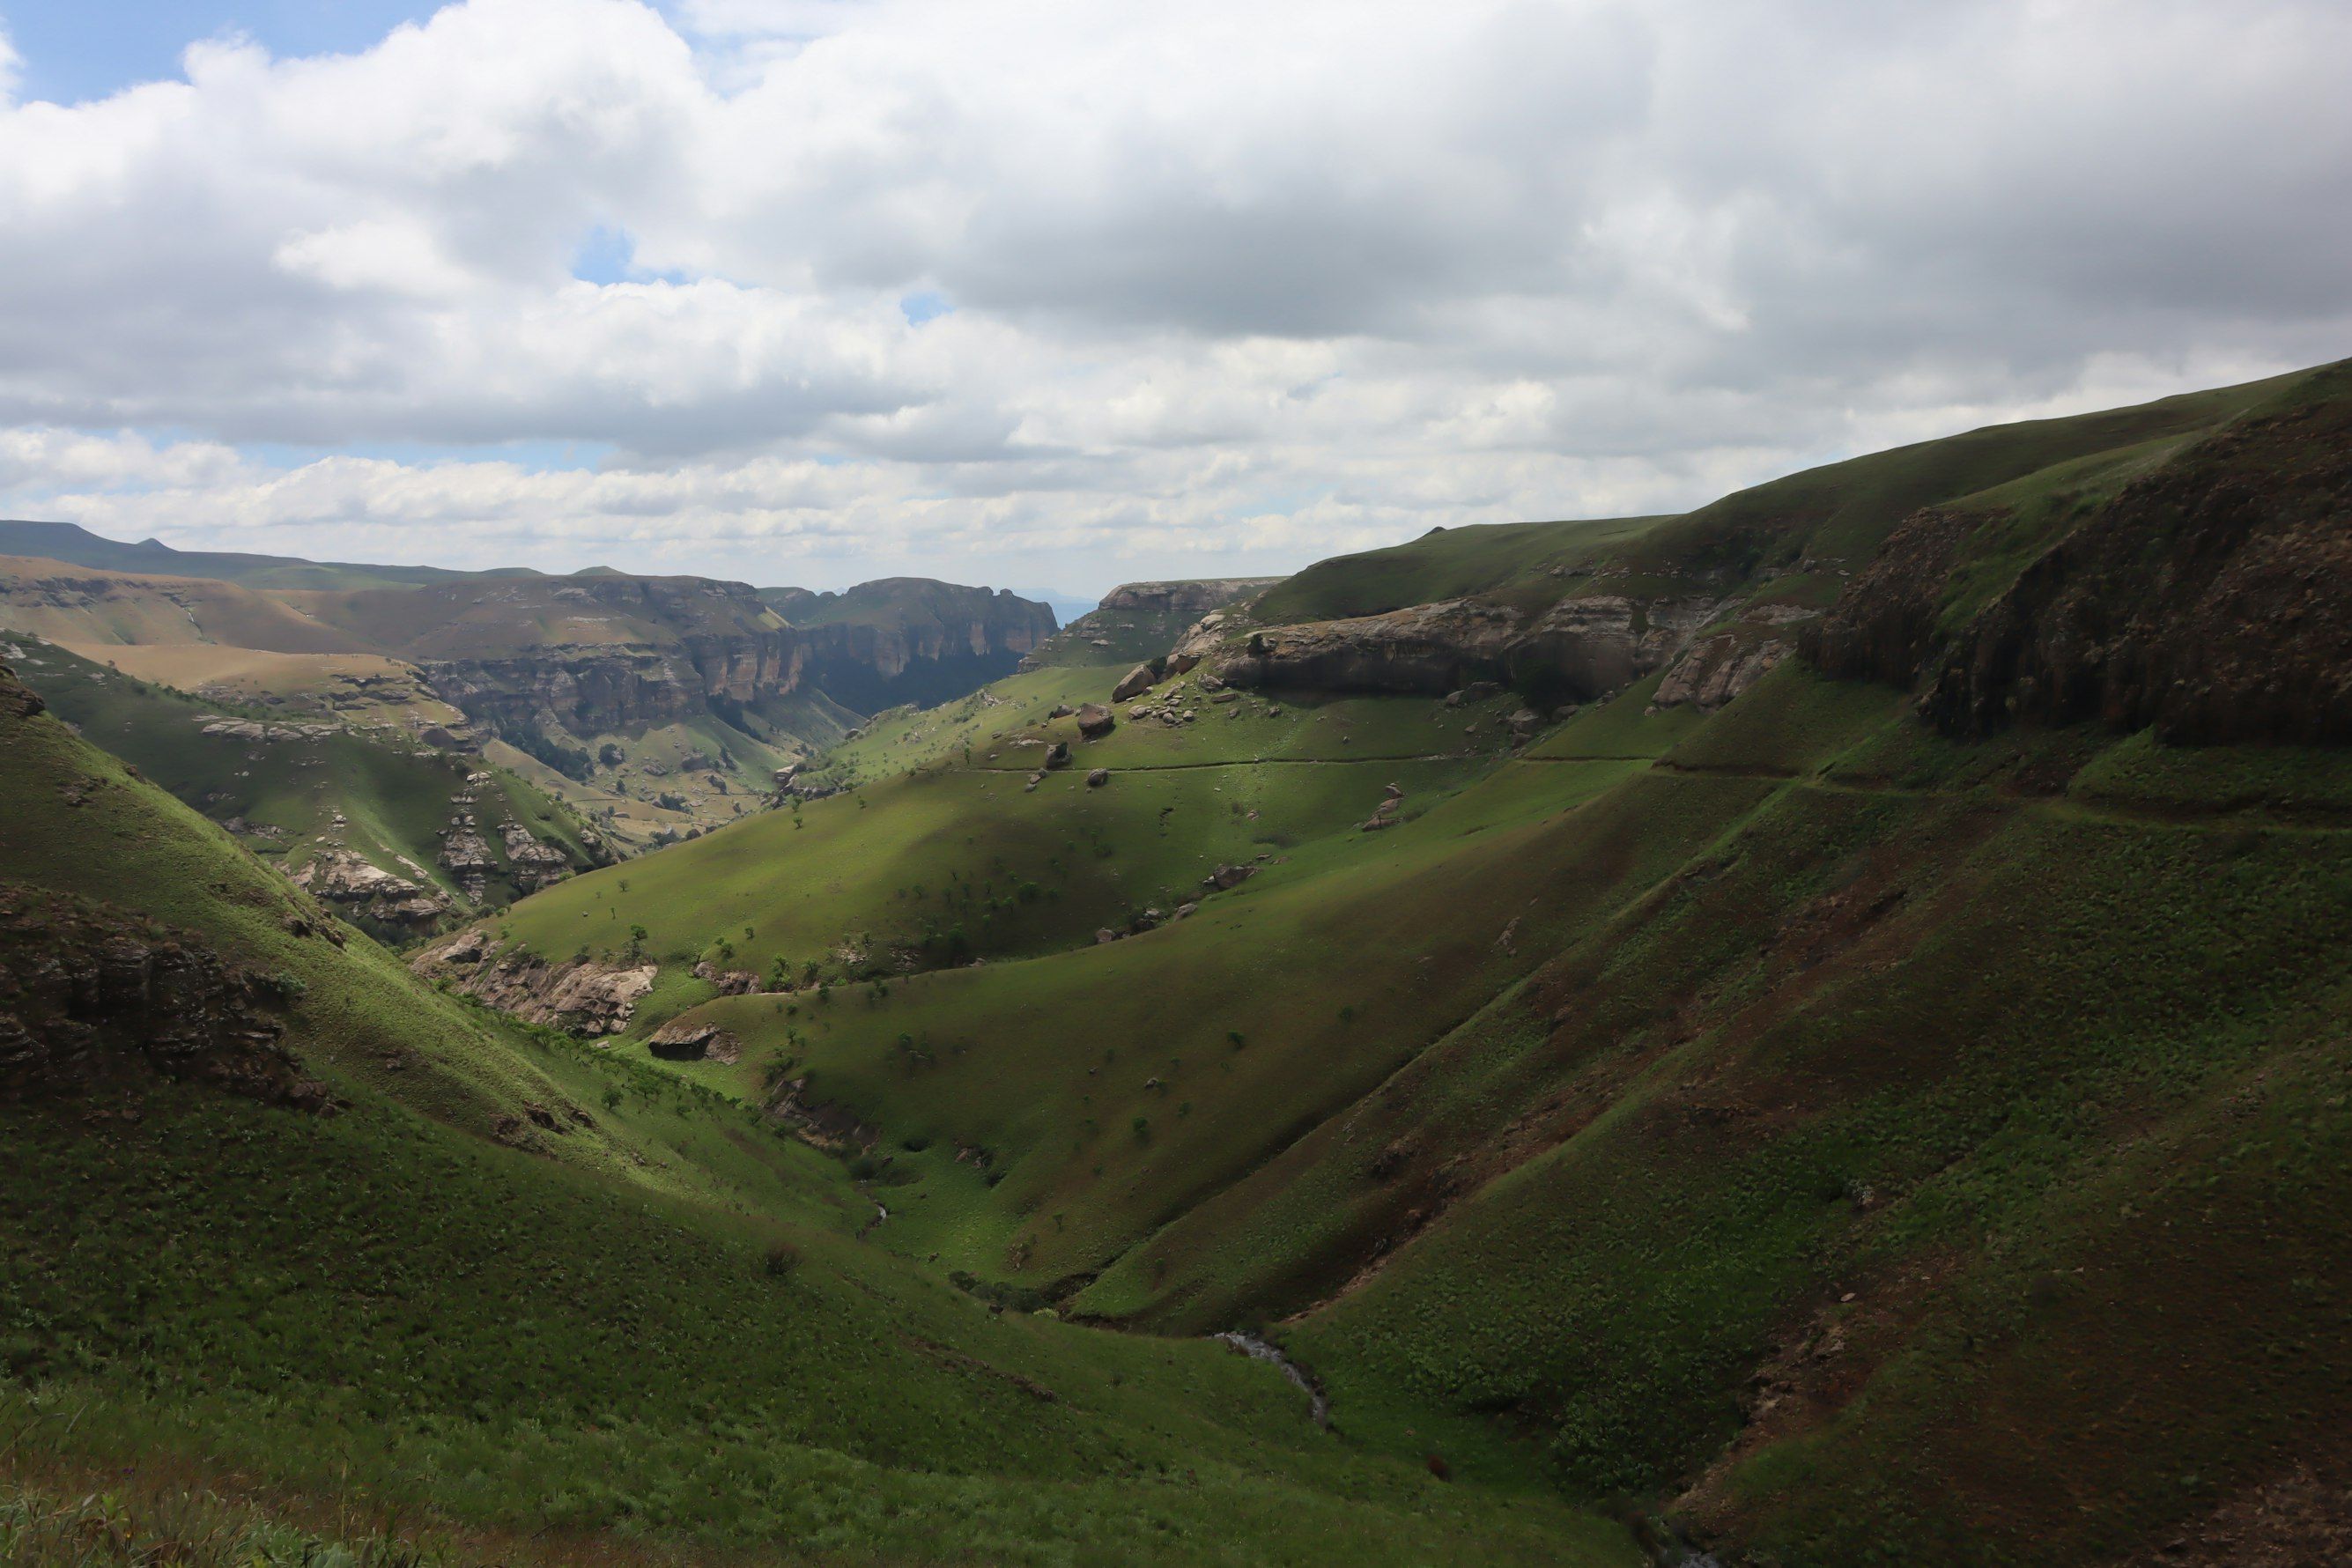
763 1242 801 1278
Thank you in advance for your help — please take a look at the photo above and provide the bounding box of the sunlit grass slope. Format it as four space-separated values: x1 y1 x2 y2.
0 664 1638 1566
14 637 596 916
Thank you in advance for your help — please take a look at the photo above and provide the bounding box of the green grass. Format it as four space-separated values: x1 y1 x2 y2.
561 651 2352 1564
1251 515 1668 625
11 637 598 923
0 657 1638 1568
495 674 1540 1039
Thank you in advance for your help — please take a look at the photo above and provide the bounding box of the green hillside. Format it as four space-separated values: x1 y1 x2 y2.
5 359 2347 1568
0 660 1635 1567
443 360 2352 1566
10 637 600 937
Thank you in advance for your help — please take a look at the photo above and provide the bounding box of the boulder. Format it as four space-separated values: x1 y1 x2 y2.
1043 740 1070 768
1086 768 1110 788
647 1018 743 1065
1203 863 1257 891
692 960 763 995
1112 661 1164 702
1076 703 1115 739
1047 704 1076 719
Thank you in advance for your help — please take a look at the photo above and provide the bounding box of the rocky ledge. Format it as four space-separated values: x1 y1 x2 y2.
412 928 655 1035
1807 381 2352 745
1200 591 1724 700
0 884 336 1111
290 849 452 931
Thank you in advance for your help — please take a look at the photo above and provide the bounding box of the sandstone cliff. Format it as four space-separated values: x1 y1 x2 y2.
767 579 1058 711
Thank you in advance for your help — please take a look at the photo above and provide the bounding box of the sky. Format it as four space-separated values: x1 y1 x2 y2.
0 1 2347 601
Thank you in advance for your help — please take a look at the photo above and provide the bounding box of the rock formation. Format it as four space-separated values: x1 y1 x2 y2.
0 885 334 1110
1807 386 2352 744
412 929 657 1035
647 1017 743 1063
290 849 451 930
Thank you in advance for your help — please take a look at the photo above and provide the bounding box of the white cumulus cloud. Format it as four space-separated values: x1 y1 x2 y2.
0 0 2345 593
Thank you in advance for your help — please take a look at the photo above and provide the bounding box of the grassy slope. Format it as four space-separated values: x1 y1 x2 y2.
1239 368 2311 650
57 640 470 730
536 365 2350 1562
627 661 2352 1564
497 662 1535 1034
12 638 595 916
0 672 1635 1567
0 556 367 654
1252 514 1668 624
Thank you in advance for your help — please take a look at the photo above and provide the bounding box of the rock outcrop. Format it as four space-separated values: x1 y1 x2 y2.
647 1017 743 1064
1021 579 1278 671
1205 592 1722 700
1807 381 2352 745
499 824 573 894
290 850 451 930
0 885 334 1110
412 930 656 1035
1651 605 1819 713
1076 704 1115 739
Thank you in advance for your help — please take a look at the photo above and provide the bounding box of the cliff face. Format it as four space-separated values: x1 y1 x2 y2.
1206 591 1725 701
416 637 811 735
772 580 1058 711
1806 375 2352 745
334 575 812 737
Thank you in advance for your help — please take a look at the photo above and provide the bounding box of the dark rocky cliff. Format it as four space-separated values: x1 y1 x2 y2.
0 882 333 1110
1806 371 2352 744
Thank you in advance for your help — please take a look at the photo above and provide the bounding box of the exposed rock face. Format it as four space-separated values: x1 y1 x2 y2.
344 576 809 743
692 960 762 995
0 662 43 720
437 813 498 902
196 718 341 742
1652 607 1818 713
290 850 451 930
1808 384 2352 745
1205 593 1723 700
773 580 1059 711
412 931 656 1035
647 1017 743 1064
1099 580 1276 619
0 885 334 1110
499 824 573 894
1021 579 1278 671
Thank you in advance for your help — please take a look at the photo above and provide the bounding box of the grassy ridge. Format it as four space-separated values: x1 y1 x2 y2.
0 663 1638 1565
588 658 2352 1562
12 638 597 920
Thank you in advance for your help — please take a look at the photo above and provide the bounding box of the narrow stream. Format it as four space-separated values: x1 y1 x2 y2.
1213 1331 1330 1428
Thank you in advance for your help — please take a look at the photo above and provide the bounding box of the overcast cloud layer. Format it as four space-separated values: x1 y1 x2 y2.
0 0 2347 595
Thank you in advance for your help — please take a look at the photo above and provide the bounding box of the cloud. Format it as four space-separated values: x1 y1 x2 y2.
0 0 2346 591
